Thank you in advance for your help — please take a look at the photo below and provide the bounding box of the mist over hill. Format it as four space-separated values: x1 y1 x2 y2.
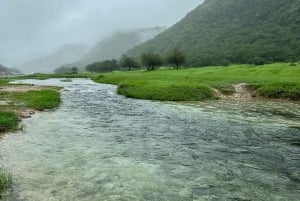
18 43 89 73
127 0 300 66
0 64 20 75
74 27 165 68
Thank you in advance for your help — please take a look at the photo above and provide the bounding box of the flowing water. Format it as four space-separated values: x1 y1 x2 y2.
0 79 300 201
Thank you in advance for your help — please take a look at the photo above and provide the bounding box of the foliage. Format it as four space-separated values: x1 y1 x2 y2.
71 67 78 74
140 52 163 71
127 0 300 66
119 55 140 71
166 49 186 69
0 112 19 132
93 62 300 101
86 59 119 73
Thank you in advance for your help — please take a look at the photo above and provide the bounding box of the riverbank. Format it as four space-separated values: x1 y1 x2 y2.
0 80 61 133
91 63 300 101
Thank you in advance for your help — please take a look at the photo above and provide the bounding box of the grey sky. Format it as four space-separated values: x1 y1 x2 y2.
0 0 202 66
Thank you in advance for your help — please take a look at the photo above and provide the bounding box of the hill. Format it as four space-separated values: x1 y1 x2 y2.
19 43 89 73
0 64 20 75
74 27 165 68
127 0 300 66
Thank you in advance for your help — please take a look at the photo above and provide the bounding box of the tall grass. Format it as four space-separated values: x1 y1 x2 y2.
0 112 19 132
0 168 12 199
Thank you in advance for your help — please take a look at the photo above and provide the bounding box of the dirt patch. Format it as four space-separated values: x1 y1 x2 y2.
215 83 256 99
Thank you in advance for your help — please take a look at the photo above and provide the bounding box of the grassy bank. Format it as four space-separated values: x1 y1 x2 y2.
0 112 19 132
92 62 300 101
0 78 61 133
12 90 61 110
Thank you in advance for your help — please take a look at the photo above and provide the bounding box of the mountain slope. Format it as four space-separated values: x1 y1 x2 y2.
75 27 165 68
127 0 300 66
19 43 89 73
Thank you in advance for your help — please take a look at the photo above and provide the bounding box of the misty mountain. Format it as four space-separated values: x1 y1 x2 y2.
74 27 165 68
0 64 20 75
19 43 89 73
127 0 300 66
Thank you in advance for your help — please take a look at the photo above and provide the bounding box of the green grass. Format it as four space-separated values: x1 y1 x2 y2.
12 90 61 110
0 112 19 132
0 168 12 196
92 63 300 101
117 80 215 101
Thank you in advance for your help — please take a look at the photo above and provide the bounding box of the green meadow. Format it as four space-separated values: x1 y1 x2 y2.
92 63 300 101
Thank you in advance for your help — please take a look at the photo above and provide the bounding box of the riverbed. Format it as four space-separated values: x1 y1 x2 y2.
1 79 299 201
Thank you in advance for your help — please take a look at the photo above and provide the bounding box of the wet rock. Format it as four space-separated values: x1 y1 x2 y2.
20 110 36 118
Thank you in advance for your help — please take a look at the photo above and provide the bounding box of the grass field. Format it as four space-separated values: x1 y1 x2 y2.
12 90 61 110
92 63 300 101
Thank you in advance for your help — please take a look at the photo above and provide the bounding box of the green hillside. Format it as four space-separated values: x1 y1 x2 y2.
127 0 300 66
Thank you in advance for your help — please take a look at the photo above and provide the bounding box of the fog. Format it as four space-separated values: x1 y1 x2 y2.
0 0 202 67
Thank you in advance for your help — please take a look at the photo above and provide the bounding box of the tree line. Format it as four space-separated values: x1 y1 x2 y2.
84 49 186 73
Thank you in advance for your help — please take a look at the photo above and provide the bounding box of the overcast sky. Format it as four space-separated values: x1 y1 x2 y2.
0 0 202 66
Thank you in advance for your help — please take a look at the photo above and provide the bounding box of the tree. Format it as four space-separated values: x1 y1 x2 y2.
141 52 163 71
86 59 119 73
71 67 78 74
54 66 71 74
166 49 186 69
119 55 139 71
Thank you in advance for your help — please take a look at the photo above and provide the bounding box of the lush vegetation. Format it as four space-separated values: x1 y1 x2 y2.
127 0 300 66
93 63 300 101
12 90 61 110
0 112 19 132
86 59 120 72
0 168 12 199
117 80 215 101
140 52 163 71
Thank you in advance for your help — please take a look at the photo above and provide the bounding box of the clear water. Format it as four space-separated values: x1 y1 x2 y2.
1 79 299 201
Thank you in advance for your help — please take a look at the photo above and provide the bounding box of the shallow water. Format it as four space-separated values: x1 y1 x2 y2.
1 79 299 201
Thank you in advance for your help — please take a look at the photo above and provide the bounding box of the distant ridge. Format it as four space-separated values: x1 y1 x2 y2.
74 27 165 68
19 43 89 73
127 0 300 66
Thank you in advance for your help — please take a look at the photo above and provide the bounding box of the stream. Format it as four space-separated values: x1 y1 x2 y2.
0 79 299 201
